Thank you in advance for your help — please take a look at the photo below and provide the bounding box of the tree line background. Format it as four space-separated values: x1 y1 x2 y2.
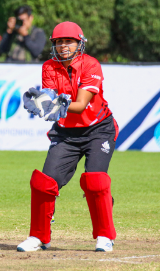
0 0 160 62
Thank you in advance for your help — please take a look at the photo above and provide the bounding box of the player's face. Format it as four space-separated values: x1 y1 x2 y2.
55 38 79 59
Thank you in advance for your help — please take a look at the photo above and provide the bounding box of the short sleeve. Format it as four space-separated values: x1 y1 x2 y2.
80 61 103 94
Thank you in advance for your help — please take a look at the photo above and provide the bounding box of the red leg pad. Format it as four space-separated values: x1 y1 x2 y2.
30 170 59 244
82 189 98 239
80 172 116 240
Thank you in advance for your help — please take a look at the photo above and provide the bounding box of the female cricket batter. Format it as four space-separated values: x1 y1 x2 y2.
17 21 119 252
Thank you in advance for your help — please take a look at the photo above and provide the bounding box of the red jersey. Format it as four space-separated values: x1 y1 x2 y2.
42 54 112 128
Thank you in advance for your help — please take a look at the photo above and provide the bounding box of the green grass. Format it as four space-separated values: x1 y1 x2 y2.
0 150 160 240
109 151 160 237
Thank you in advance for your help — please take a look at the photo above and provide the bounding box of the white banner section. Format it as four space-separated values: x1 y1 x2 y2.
101 65 160 152
0 64 51 151
0 63 160 151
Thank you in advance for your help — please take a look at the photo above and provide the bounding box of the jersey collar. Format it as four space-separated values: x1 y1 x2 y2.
52 55 83 70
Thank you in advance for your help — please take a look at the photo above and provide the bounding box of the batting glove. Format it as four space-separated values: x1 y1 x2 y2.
44 94 72 121
23 88 57 117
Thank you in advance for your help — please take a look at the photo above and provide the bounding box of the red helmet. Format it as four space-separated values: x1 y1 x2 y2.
50 21 84 41
50 21 87 62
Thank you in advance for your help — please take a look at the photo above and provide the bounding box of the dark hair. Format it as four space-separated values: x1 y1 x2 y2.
14 5 32 17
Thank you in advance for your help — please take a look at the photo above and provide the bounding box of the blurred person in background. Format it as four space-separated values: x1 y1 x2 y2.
0 5 46 62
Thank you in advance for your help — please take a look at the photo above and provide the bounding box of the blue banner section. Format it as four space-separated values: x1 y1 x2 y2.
116 91 160 149
128 121 159 150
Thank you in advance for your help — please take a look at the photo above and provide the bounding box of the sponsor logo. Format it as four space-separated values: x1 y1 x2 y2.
65 94 71 100
105 243 112 249
91 74 101 80
0 82 41 120
101 140 110 153
0 80 21 120
51 141 58 146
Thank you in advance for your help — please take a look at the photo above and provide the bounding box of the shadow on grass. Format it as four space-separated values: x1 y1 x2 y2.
0 244 94 252
0 243 17 250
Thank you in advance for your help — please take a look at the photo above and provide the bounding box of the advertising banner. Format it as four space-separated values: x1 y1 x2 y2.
0 64 51 151
101 64 160 152
0 63 160 151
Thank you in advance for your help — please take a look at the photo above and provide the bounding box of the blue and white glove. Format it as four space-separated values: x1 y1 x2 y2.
44 94 72 121
23 87 57 117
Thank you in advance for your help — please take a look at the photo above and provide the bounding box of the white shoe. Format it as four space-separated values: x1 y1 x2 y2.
95 236 113 252
17 236 50 252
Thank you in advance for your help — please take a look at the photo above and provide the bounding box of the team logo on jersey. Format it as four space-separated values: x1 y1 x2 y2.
101 141 110 153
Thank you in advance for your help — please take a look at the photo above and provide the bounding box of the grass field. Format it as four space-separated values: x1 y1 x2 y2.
0 150 160 271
